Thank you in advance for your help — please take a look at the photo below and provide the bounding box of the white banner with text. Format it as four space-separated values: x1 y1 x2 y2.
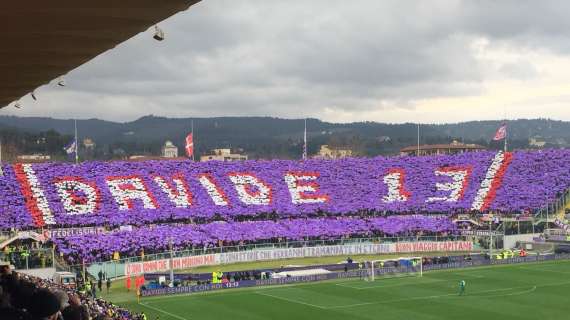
125 241 473 276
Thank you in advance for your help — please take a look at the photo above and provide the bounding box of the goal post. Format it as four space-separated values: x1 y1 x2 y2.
364 257 423 282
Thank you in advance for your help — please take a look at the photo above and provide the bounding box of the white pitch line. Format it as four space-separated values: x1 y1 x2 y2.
328 291 464 309
138 279 337 303
519 266 570 275
256 285 525 311
452 272 486 279
484 286 537 298
255 291 328 309
328 284 554 310
135 266 570 311
335 278 445 290
140 302 190 320
329 288 512 309
129 261 570 304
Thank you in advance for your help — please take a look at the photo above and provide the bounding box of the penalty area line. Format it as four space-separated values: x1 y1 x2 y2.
328 285 542 310
519 266 570 275
450 272 486 279
255 291 328 309
335 277 445 290
482 286 537 298
139 302 190 320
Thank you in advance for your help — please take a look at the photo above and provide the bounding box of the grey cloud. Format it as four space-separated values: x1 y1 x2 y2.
498 61 539 80
4 0 570 122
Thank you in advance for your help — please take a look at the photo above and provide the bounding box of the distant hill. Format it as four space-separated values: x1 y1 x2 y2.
0 115 567 160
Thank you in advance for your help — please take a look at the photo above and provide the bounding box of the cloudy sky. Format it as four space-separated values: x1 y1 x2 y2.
6 0 570 123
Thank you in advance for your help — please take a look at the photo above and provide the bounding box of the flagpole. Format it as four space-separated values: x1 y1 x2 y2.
191 119 195 161
503 108 507 153
417 123 420 156
303 119 307 160
74 119 79 165
0 138 3 176
504 125 507 152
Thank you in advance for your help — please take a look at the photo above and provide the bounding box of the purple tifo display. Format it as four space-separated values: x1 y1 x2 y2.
53 215 456 263
1 149 570 229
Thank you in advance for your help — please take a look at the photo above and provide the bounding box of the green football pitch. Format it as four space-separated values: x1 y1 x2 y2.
113 260 570 320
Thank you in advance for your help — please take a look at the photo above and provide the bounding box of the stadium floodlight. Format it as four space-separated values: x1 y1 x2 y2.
364 257 423 282
153 25 165 41
57 77 66 87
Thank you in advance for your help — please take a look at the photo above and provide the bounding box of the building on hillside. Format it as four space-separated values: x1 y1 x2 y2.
83 138 96 150
314 145 353 159
127 155 187 161
554 138 568 147
16 154 51 162
529 137 546 148
128 155 148 160
161 141 178 158
400 140 486 156
200 148 248 162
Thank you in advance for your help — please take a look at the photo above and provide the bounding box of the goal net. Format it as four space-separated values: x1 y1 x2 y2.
363 257 423 282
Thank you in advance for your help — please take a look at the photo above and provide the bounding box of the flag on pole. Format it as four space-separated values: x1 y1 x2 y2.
493 124 507 141
63 139 77 157
185 133 194 158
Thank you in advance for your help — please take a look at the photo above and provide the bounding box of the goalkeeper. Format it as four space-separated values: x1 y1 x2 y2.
458 280 466 296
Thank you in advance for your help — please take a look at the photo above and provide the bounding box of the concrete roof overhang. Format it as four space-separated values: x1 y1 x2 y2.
0 0 202 107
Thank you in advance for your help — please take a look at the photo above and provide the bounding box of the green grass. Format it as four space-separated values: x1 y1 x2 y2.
105 259 570 320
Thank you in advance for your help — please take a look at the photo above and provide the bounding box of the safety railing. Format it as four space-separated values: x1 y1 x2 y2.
534 188 570 225
1 248 54 270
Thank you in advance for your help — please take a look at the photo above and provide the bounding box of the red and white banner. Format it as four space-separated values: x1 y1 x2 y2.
124 241 474 276
493 124 507 141
394 241 473 253
126 254 216 276
185 133 194 158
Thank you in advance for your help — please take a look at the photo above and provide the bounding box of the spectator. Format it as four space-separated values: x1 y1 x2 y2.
62 305 88 320
27 288 61 320
0 272 141 320
0 264 11 276
106 278 111 294
52 290 69 310
90 282 96 299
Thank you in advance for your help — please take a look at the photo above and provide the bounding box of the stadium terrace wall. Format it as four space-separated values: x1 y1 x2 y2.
140 253 570 297
2 149 570 228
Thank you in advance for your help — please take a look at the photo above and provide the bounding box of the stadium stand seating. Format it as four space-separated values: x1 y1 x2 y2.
1 149 570 262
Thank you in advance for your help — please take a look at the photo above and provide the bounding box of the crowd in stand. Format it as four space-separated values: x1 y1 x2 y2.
2 245 53 270
53 215 456 263
0 265 145 320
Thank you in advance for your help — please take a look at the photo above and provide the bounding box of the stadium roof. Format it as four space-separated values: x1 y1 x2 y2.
0 0 201 108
